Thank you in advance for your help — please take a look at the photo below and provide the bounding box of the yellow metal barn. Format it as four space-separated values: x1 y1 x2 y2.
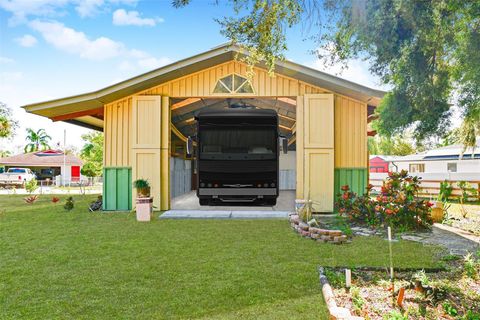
23 44 384 212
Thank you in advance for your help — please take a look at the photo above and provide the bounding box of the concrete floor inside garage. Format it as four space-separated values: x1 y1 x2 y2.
171 190 296 211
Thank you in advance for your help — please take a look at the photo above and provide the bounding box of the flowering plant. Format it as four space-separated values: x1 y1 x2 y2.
335 170 433 230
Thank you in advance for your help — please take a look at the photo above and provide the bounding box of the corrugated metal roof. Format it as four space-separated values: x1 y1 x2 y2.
369 155 398 161
386 141 480 162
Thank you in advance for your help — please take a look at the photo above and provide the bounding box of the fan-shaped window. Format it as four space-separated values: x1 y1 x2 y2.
213 74 254 94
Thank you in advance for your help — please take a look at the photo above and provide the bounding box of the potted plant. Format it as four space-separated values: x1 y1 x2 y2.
133 179 150 198
431 180 452 223
133 179 152 222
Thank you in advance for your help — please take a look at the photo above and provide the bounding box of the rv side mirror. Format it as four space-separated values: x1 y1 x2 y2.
186 136 193 157
282 137 288 154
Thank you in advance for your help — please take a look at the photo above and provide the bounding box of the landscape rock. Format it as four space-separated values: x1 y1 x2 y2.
298 222 309 231
300 230 310 237
356 232 371 237
401 235 424 242
310 233 321 239
289 214 300 223
309 227 321 234
329 230 343 236
333 235 347 244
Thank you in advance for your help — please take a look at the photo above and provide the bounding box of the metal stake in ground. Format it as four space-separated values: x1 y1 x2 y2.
388 226 395 305
345 268 351 292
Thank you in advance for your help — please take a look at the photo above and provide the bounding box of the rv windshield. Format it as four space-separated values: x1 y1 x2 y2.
200 125 277 160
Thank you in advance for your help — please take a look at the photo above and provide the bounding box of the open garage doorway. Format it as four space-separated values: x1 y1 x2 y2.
169 97 296 211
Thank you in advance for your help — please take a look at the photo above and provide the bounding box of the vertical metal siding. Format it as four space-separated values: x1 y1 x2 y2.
104 98 132 167
279 170 296 190
334 95 368 168
170 157 192 198
334 168 368 198
103 167 132 211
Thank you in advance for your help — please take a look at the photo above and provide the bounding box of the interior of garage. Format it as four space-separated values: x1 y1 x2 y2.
168 97 297 211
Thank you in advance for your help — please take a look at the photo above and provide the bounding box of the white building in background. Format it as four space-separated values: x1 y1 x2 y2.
369 142 480 198
0 150 83 183
388 142 480 175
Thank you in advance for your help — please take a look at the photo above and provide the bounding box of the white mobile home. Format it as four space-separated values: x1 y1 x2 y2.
389 143 480 174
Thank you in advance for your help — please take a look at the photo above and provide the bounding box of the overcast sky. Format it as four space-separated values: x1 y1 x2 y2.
0 0 386 154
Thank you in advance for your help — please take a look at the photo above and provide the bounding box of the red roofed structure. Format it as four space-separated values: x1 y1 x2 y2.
0 150 83 181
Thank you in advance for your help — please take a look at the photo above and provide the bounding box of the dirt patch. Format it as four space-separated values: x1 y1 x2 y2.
325 261 480 319
444 203 480 236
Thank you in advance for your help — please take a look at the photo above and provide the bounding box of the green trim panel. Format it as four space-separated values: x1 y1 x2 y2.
334 168 368 199
103 167 132 211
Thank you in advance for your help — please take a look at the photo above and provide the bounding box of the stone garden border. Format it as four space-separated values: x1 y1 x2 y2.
318 266 447 320
289 214 348 244
318 266 364 320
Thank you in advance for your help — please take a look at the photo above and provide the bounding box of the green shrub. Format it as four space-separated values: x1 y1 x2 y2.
25 178 38 194
458 181 478 203
464 253 479 279
336 170 433 230
442 300 458 317
324 269 345 287
64 196 74 211
350 286 365 314
336 184 379 227
462 310 480 320
438 180 453 201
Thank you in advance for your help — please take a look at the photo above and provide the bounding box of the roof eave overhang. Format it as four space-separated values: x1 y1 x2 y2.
64 119 103 132
22 47 236 116
256 57 385 105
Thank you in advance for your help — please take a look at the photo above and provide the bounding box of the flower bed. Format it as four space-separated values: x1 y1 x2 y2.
324 256 480 320
336 170 433 231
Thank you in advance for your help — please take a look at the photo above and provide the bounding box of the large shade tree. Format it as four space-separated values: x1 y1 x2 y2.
174 0 480 147
80 132 103 177
0 102 18 139
24 128 52 153
368 135 417 156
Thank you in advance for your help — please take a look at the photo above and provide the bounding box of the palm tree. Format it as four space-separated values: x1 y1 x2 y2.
24 128 52 153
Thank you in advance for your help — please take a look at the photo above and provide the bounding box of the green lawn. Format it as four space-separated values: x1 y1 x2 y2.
0 194 443 319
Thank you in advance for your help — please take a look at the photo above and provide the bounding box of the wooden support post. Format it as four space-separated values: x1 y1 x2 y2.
296 96 304 200
160 96 170 211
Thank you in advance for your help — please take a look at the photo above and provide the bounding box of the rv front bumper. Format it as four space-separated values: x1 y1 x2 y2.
198 188 277 196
